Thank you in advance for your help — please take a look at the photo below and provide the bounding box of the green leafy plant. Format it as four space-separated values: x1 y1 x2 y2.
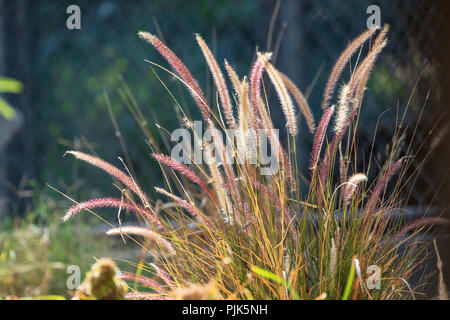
0 76 23 120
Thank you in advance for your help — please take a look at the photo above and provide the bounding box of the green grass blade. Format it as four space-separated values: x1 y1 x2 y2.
342 258 356 300
0 97 16 120
0 77 23 94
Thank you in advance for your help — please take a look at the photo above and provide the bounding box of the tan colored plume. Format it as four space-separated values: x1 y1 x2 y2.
342 173 368 205
264 62 297 137
279 71 316 133
196 34 236 129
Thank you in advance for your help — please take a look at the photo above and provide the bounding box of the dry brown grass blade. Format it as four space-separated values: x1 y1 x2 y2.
433 239 449 300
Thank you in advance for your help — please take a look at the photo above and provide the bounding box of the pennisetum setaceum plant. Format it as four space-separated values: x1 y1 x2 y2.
60 24 449 300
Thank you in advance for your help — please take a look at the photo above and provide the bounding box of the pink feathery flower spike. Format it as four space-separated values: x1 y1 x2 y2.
119 272 165 292
154 187 219 236
342 173 367 205
366 158 403 215
65 151 150 205
394 217 450 239
125 292 168 300
107 226 176 257
151 263 175 289
138 31 211 123
321 28 377 110
151 153 217 206
196 34 236 129
63 197 161 226
310 105 335 171
318 107 358 186
249 53 296 187
250 52 272 118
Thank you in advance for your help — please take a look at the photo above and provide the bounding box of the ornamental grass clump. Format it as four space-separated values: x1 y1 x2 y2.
62 25 447 300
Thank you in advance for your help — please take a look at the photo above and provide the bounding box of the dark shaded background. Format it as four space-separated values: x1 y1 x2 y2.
0 0 449 298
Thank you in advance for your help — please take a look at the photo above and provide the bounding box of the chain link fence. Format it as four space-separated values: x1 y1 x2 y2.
278 0 446 209
0 0 446 210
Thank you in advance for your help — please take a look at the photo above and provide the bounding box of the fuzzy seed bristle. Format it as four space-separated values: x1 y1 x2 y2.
65 151 150 205
264 62 297 136
107 226 175 256
279 71 316 133
63 197 160 225
342 173 367 205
